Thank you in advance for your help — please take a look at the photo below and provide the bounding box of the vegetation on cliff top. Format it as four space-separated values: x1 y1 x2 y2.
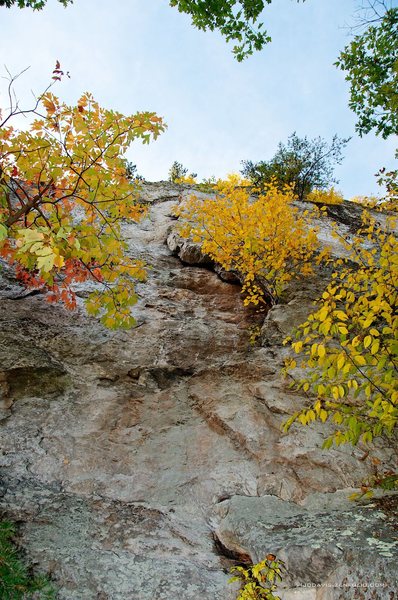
240 133 349 201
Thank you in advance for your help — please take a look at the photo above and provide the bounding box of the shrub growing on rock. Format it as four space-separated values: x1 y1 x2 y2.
284 207 397 463
229 554 285 600
168 161 197 184
177 174 327 307
306 187 344 205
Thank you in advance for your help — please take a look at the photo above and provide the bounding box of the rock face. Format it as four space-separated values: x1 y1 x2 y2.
0 182 397 599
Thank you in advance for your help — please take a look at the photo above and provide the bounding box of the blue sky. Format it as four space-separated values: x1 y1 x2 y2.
0 0 397 197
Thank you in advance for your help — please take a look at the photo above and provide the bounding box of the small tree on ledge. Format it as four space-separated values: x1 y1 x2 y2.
241 133 350 201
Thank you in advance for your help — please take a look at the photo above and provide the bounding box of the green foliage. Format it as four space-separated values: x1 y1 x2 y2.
284 209 398 451
349 463 398 501
0 65 165 328
0 0 71 8
169 0 274 61
122 160 145 183
229 554 285 600
196 176 218 193
376 156 398 211
0 521 55 599
169 161 187 182
241 133 349 201
335 6 398 138
1 0 306 61
168 161 196 183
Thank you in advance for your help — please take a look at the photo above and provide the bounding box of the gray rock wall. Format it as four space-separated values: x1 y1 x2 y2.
0 183 396 599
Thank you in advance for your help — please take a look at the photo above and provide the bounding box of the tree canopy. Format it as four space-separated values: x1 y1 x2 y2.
169 0 276 61
0 66 165 328
0 0 70 7
241 133 349 201
1 0 307 61
336 5 398 138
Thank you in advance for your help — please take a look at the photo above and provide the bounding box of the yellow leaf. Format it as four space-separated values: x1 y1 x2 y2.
36 252 55 272
334 310 348 321
320 409 328 423
53 254 65 268
298 414 307 426
364 335 372 349
307 409 316 422
356 355 367 367
371 340 380 355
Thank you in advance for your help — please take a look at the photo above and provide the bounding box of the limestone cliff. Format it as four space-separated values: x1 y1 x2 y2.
0 182 396 599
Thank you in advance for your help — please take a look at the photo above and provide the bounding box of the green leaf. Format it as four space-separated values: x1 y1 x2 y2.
0 223 7 242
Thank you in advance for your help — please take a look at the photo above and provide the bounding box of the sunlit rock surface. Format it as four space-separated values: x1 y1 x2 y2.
0 182 396 599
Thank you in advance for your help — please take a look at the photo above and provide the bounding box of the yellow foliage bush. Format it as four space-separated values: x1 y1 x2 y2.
177 175 326 306
350 195 380 208
175 174 198 185
230 555 285 600
284 210 398 452
306 187 344 205
350 194 397 212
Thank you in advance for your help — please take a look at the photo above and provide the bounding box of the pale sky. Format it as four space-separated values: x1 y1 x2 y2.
0 0 397 198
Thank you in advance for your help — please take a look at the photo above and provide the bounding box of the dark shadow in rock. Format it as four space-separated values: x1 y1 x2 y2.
5 367 70 400
148 366 195 390
212 531 252 567
323 202 363 230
